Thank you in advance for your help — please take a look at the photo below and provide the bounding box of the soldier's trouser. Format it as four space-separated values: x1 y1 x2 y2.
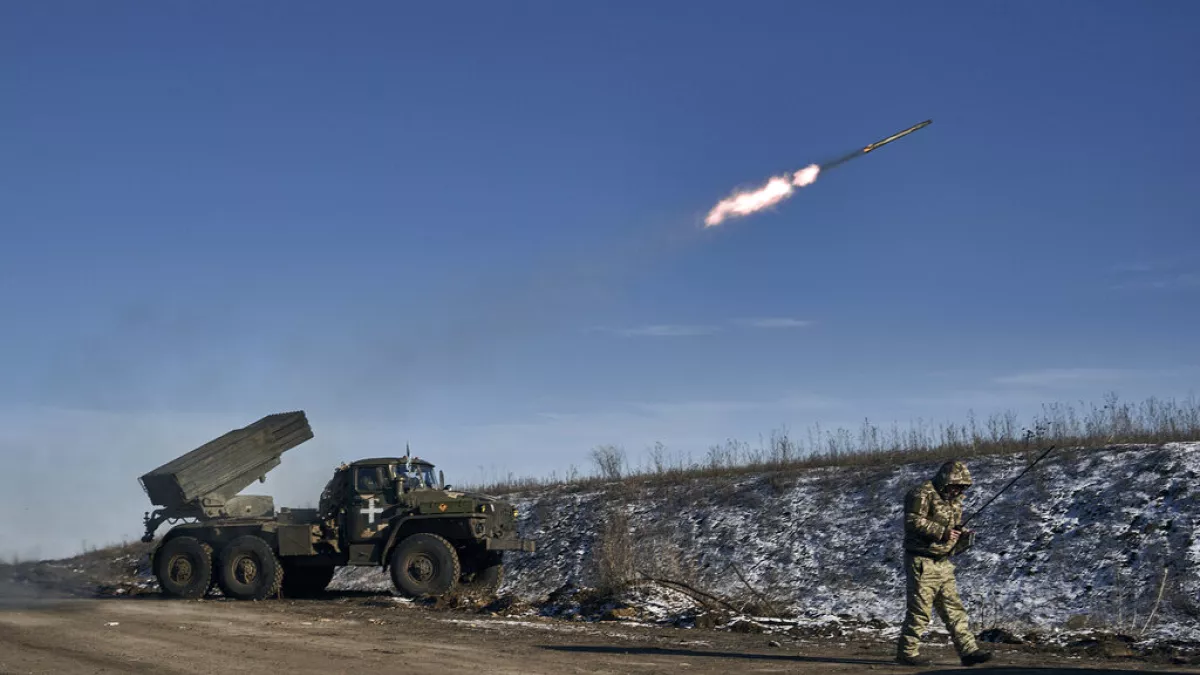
897 553 979 658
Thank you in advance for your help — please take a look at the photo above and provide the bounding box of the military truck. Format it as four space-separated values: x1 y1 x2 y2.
138 411 534 601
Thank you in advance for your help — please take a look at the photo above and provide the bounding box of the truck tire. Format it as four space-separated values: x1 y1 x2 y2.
389 533 461 598
216 535 283 600
154 536 213 599
281 563 336 598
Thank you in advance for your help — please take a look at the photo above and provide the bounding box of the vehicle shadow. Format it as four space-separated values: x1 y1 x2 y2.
91 589 407 603
91 586 396 595
540 646 1188 674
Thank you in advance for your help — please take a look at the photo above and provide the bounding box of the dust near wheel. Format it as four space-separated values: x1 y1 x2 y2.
154 536 213 599
216 535 283 600
389 533 461 598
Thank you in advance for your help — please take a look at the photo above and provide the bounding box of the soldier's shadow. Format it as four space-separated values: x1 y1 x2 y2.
541 645 890 666
916 670 1183 674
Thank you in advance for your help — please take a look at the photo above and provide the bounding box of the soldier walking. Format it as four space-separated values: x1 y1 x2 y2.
896 460 993 667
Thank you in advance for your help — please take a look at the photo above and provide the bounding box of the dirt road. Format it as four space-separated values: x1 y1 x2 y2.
0 595 1196 675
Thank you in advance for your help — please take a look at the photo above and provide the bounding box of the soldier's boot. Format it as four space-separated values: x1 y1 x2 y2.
960 649 993 666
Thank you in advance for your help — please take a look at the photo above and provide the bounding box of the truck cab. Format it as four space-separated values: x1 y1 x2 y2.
318 455 531 597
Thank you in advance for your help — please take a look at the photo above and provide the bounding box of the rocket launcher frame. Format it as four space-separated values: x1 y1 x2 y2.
138 411 313 541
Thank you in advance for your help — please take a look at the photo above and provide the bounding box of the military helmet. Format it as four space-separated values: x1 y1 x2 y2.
933 459 973 489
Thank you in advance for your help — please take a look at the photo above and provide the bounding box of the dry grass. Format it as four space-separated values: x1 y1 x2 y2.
462 393 1200 495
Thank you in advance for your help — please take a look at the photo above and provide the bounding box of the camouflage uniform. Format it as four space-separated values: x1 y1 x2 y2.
896 460 991 666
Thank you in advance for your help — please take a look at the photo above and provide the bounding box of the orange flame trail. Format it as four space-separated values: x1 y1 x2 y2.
704 164 821 227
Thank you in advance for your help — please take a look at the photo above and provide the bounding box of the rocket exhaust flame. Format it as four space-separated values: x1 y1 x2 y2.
703 119 931 228
704 164 820 227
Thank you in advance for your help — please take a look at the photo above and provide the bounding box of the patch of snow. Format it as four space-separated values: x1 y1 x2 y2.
439 618 591 633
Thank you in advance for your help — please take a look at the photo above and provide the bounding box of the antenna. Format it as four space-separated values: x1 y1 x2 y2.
962 444 1057 527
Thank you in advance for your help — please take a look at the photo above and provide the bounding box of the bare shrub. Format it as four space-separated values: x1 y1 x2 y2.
970 589 1023 634
593 505 635 595
646 441 668 475
1087 562 1179 635
768 427 797 465
631 522 692 585
706 439 748 470
591 444 626 481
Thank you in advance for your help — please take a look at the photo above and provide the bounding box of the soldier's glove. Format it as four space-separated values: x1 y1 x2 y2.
950 528 975 556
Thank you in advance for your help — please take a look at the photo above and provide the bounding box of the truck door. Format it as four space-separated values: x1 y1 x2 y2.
350 464 395 544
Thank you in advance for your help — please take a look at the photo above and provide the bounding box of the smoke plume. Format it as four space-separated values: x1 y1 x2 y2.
704 164 820 227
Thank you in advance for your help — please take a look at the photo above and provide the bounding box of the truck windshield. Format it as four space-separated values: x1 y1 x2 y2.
398 464 440 489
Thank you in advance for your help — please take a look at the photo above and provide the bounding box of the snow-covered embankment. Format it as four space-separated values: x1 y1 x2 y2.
338 442 1200 642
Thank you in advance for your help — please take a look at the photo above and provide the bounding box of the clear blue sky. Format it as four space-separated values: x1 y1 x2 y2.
2 1 1198 557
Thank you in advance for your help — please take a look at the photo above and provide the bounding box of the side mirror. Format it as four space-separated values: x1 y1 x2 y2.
439 470 444 488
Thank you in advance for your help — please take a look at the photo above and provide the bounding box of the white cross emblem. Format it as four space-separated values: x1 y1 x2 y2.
360 497 384 524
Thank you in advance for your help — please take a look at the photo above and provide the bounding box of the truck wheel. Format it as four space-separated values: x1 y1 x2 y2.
155 536 213 599
389 533 461 598
281 563 336 598
216 535 283 600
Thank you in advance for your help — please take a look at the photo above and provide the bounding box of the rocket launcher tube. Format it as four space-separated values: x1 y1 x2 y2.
138 411 313 539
